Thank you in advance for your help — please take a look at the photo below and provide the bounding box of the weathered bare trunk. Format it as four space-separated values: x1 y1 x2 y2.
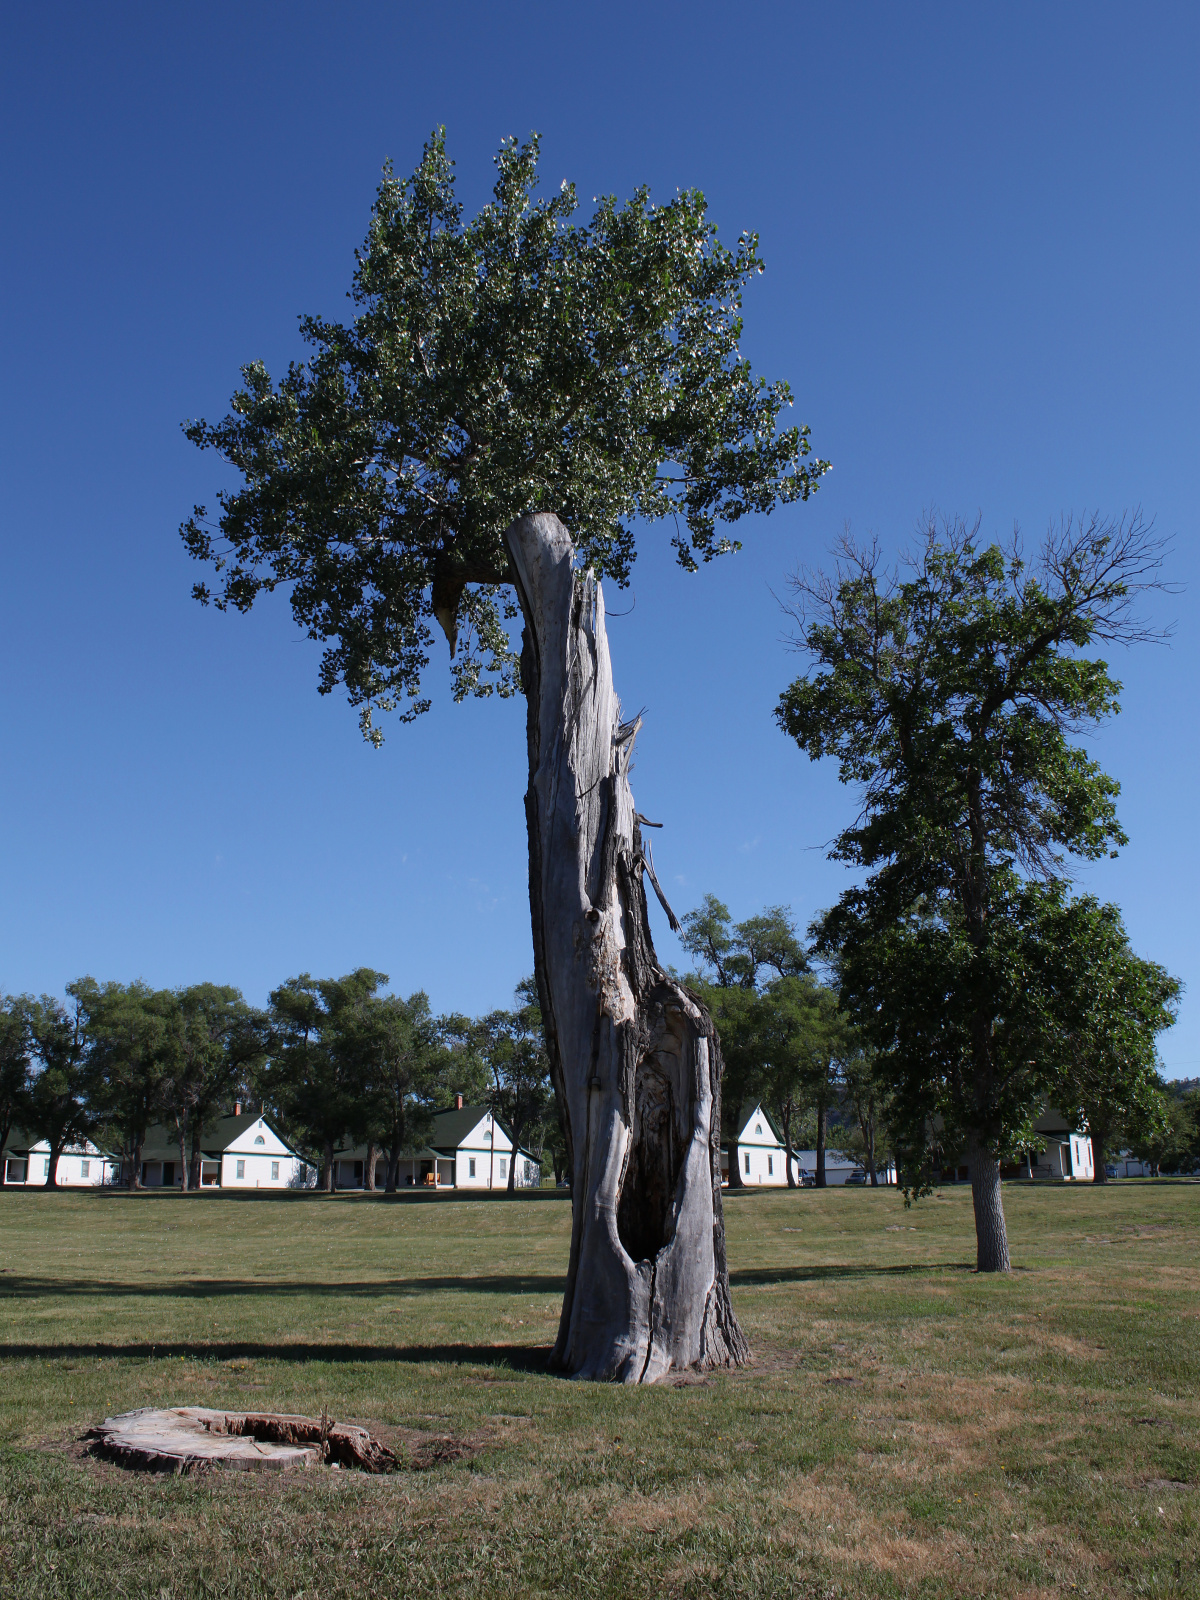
967 1143 1011 1272
507 512 749 1384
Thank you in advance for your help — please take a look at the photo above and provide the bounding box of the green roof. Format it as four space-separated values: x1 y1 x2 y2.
139 1114 293 1163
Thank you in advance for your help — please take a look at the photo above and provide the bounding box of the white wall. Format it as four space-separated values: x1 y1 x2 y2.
221 1151 311 1189
17 1143 118 1187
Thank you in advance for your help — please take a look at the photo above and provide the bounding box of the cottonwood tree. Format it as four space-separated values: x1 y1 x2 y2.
0 996 33 1187
342 990 447 1192
474 978 552 1192
169 985 267 1189
780 513 1170 1270
1038 894 1179 1184
267 970 387 1189
183 131 826 1379
25 987 97 1189
680 897 811 1186
84 981 182 1188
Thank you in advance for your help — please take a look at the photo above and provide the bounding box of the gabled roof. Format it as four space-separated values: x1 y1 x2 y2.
140 1114 300 1163
722 1101 786 1149
430 1104 501 1149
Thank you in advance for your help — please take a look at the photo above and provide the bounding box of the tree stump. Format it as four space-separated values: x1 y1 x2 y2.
91 1408 396 1473
506 512 750 1383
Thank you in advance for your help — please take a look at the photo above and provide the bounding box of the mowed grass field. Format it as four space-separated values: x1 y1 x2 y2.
0 1181 1197 1599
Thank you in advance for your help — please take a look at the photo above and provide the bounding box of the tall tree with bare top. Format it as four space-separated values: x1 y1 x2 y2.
182 129 826 1379
778 514 1170 1270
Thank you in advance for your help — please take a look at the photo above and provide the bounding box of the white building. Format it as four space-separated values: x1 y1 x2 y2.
719 1102 896 1187
332 1100 542 1191
1 1131 119 1187
139 1113 315 1190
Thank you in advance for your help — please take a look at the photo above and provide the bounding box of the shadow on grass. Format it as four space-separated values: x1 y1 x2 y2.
0 1261 975 1303
0 1341 554 1369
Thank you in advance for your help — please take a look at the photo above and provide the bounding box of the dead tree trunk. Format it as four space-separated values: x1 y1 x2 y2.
506 512 749 1384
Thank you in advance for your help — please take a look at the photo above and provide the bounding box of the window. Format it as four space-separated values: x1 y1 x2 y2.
81 1160 90 1177
745 1153 751 1174
483 1130 492 1143
236 1159 245 1179
271 1161 279 1180
755 1124 763 1135
254 1134 266 1145
469 1158 476 1177
44 1159 50 1177
767 1155 773 1176
499 1157 507 1179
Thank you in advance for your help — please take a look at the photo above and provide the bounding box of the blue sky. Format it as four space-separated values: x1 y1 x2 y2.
2 2 1197 1075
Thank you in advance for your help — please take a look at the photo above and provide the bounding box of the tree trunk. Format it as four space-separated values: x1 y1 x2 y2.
967 1143 1011 1272
44 1132 68 1189
130 1134 145 1190
507 1129 519 1195
1089 1115 1108 1184
321 1138 334 1193
385 1145 399 1193
815 1103 827 1188
190 1124 204 1191
727 1135 744 1189
507 512 749 1384
177 1124 189 1192
364 1141 377 1192
782 1101 796 1189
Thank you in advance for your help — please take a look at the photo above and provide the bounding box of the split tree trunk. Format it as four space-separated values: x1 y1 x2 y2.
506 512 749 1384
967 1143 1011 1272
815 1104 827 1188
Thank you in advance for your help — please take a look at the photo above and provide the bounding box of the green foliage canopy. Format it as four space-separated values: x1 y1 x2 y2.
182 130 827 741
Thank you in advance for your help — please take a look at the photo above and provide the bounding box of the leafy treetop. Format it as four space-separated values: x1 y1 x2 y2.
183 129 827 741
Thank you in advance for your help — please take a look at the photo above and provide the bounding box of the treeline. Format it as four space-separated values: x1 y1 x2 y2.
0 973 557 1195
680 897 1198 1187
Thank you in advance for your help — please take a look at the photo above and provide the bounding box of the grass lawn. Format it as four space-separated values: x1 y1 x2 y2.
0 1179 1197 1599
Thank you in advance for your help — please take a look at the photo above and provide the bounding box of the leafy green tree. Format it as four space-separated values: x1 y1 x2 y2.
837 1046 894 1186
168 985 268 1190
81 980 182 1188
267 969 386 1190
756 974 849 1187
25 987 98 1189
1037 896 1179 1183
340 990 446 1191
182 129 827 1381
680 896 809 1186
0 996 34 1186
781 514 1169 1269
182 129 825 738
472 978 552 1193
1130 1089 1195 1176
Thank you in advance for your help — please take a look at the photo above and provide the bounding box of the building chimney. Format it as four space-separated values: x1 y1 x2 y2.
455 1093 463 1110
234 1101 242 1117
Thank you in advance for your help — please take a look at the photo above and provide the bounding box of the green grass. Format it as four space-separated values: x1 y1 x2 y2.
1 1180 1197 1598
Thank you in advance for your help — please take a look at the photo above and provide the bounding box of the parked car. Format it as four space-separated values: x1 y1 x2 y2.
795 1169 815 1187
1105 1164 1120 1179
845 1170 869 1186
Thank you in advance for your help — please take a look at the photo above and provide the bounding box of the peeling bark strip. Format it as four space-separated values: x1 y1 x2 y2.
506 512 749 1383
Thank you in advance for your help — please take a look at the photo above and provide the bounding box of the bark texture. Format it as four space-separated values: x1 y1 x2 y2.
967 1144 1012 1272
507 512 749 1384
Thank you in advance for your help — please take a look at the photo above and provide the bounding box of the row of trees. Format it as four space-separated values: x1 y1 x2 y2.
0 974 555 1195
677 894 1190 1195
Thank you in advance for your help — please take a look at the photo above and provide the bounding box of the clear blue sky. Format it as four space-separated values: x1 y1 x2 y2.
2 2 1197 1075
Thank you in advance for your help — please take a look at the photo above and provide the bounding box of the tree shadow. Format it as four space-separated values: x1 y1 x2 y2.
729 1263 975 1285
0 1340 554 1370
0 1273 566 1300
